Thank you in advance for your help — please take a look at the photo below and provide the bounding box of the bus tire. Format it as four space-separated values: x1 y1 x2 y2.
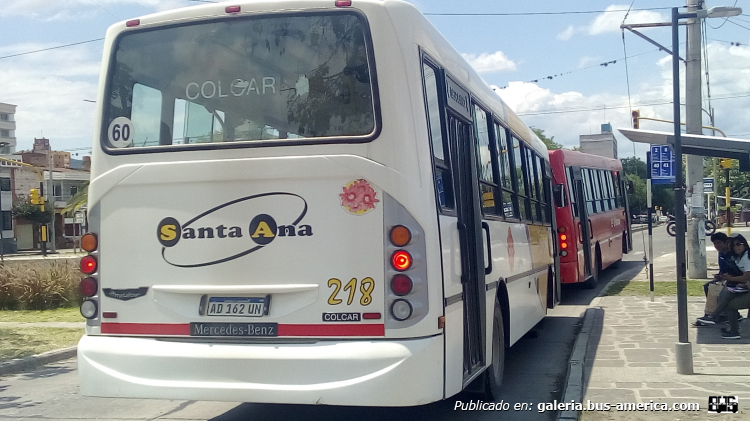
483 300 505 400
583 248 601 289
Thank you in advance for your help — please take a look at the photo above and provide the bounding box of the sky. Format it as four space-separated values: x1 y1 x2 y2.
2 0 750 160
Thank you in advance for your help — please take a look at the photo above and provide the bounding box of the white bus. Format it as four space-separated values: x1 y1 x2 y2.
78 0 559 406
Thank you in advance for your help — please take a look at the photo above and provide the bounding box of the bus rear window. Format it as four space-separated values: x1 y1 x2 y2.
103 12 377 151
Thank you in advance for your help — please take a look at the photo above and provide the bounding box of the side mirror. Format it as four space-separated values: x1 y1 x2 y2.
553 184 567 208
627 180 635 194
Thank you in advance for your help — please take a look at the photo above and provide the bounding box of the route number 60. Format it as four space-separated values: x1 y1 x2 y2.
108 117 134 148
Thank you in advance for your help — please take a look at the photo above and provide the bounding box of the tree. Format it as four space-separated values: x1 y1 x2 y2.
626 173 647 215
530 127 562 150
621 157 647 179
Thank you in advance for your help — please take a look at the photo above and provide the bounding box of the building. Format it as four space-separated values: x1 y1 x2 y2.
579 123 618 159
0 102 16 154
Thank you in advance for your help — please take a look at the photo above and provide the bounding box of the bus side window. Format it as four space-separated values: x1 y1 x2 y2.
526 148 541 223
605 171 616 210
422 61 454 211
566 166 578 218
540 156 552 224
512 136 530 221
495 123 517 219
582 168 595 215
473 105 497 216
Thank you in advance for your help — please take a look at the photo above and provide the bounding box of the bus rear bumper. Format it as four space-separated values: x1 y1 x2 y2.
77 334 444 406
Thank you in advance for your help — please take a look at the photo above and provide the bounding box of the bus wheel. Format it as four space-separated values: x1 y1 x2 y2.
583 249 601 289
483 300 505 400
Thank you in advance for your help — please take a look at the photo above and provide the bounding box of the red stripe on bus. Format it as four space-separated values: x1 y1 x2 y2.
99 323 385 337
277 324 385 336
101 322 191 335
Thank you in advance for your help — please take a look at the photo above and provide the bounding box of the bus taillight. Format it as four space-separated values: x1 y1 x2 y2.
80 277 98 297
559 228 569 257
80 256 97 274
391 274 413 296
391 250 412 271
81 233 97 252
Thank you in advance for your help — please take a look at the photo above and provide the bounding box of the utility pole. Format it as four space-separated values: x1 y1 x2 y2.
685 0 706 279
47 150 56 253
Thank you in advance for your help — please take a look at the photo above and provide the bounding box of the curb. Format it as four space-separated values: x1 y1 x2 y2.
557 308 597 421
0 346 77 377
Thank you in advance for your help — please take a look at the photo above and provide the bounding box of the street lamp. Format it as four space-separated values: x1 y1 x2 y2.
671 5 741 375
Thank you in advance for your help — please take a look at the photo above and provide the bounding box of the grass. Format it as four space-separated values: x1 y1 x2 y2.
603 280 707 296
0 307 83 323
0 327 83 362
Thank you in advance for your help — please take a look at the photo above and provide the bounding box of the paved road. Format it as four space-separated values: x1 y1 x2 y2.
0 243 655 421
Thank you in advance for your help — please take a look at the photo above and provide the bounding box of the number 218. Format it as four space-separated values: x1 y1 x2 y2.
327 277 375 306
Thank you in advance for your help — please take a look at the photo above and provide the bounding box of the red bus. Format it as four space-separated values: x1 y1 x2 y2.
549 150 632 288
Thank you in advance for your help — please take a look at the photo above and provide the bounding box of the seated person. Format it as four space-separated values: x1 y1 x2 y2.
696 233 743 324
697 234 750 339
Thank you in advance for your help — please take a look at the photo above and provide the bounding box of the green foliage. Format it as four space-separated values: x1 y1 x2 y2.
712 159 750 204
12 199 52 225
63 183 88 217
626 173 647 214
531 127 562 150
621 157 647 179
620 156 674 213
0 261 80 310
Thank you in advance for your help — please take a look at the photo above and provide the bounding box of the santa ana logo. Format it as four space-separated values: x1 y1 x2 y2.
157 192 311 267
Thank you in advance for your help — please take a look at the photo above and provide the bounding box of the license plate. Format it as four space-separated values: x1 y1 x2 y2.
205 296 269 317
190 322 278 337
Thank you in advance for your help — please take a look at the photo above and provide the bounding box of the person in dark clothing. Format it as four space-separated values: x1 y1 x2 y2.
696 234 750 338
697 233 742 322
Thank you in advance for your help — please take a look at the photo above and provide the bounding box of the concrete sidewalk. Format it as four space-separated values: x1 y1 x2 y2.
560 228 750 420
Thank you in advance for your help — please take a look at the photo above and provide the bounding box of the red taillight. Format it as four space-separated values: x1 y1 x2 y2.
80 255 97 274
560 234 567 241
335 0 352 7
81 233 97 252
391 250 412 271
561 242 568 249
225 5 241 13
80 277 98 297
126 19 140 27
391 274 413 296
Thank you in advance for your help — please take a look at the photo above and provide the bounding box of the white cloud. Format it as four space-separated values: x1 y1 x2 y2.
557 25 575 41
461 51 517 73
0 43 101 151
557 5 668 40
589 5 667 35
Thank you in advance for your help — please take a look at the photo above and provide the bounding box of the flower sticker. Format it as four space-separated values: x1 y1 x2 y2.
340 179 379 215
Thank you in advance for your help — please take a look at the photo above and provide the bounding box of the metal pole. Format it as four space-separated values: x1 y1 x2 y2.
685 0 706 279
647 152 654 301
0 175 4 264
673 7 693 375
48 151 56 253
726 170 731 235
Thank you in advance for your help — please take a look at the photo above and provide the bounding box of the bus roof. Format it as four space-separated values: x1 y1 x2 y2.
548 149 623 171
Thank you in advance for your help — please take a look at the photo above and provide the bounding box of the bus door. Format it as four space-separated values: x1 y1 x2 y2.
571 167 594 281
445 77 486 383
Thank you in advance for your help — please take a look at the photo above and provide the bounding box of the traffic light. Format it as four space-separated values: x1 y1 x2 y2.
632 110 640 129
719 159 732 170
29 188 40 205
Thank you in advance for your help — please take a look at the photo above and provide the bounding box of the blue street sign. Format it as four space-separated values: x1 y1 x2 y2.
650 144 675 184
704 178 714 193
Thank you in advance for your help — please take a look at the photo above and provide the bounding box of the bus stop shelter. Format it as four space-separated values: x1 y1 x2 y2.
618 127 750 374
618 128 750 170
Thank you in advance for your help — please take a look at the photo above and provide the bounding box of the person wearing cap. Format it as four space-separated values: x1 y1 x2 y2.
696 234 750 339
